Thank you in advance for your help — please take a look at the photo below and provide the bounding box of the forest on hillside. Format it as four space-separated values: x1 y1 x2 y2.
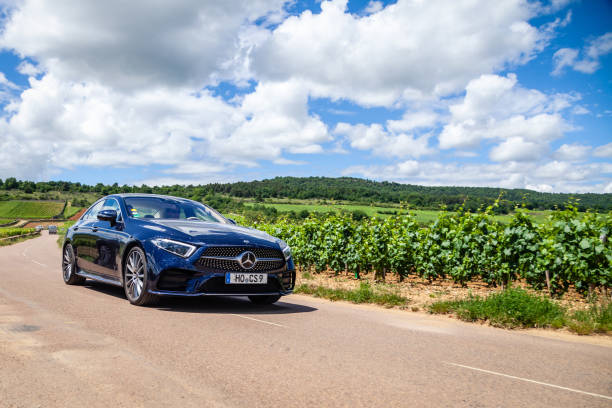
0 176 610 212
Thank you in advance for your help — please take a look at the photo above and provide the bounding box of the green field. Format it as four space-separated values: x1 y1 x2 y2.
0 200 65 219
63 203 83 218
0 218 17 225
245 202 550 224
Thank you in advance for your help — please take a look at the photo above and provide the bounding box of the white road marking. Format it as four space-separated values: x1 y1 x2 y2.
31 260 47 268
445 362 612 401
230 314 286 328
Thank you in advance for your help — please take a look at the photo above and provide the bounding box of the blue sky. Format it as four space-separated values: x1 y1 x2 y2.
0 0 610 192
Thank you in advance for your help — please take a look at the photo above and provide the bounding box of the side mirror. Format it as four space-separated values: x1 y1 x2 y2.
97 209 118 226
227 218 237 225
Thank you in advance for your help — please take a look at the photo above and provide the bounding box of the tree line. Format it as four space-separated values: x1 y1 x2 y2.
0 176 610 211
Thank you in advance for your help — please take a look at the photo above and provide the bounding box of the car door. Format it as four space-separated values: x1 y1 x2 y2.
73 200 104 274
91 198 127 280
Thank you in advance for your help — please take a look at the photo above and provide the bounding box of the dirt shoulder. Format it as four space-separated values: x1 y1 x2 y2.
295 269 611 341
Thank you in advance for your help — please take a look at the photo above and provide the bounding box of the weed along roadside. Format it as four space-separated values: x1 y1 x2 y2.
427 288 612 335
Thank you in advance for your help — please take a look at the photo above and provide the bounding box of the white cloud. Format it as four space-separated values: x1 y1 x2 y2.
439 74 572 158
387 111 438 133
593 142 612 158
0 74 330 179
489 137 548 162
16 61 42 76
364 1 384 15
572 105 590 115
0 0 285 90
0 0 605 195
0 1 332 179
0 72 18 89
552 32 612 75
343 160 611 193
252 0 552 106
554 143 591 161
334 123 434 158
209 80 331 164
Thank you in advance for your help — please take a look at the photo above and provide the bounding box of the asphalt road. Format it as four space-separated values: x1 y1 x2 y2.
1 232 611 407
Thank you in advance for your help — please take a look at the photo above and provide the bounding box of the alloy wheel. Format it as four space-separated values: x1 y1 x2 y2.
125 249 145 300
62 245 74 281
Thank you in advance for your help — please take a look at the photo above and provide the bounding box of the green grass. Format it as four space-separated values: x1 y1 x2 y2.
566 302 612 335
63 204 83 218
428 288 612 335
0 218 17 225
295 282 408 308
246 202 406 217
0 200 65 219
245 201 550 224
56 220 75 247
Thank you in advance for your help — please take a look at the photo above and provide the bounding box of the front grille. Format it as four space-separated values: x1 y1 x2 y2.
202 246 283 259
195 246 285 272
199 276 282 294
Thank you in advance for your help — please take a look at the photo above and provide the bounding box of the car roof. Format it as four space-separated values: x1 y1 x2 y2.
109 193 192 201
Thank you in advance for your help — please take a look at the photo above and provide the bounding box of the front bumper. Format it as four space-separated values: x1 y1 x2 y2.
143 241 296 297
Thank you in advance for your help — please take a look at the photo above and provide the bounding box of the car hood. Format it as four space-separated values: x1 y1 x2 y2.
144 220 280 247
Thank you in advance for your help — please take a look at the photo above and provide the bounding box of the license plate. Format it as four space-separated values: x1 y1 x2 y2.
225 273 267 284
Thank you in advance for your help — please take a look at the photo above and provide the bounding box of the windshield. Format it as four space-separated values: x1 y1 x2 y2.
123 196 227 223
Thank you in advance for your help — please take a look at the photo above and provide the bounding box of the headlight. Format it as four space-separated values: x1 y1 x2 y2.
152 238 196 258
279 240 292 261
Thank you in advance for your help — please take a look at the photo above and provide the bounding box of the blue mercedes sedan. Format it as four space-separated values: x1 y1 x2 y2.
61 194 295 306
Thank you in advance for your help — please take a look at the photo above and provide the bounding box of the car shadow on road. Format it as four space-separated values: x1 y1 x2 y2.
82 281 317 315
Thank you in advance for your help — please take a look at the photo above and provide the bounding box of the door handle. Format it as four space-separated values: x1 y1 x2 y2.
73 227 79 231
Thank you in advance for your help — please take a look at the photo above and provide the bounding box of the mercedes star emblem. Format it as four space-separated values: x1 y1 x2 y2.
239 251 257 270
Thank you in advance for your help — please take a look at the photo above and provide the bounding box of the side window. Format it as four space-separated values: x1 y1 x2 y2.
84 201 104 220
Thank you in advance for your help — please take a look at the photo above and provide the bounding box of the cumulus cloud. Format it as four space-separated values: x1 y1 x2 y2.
554 143 591 161
0 0 333 179
208 80 331 164
334 122 434 158
552 32 612 75
251 0 551 106
16 61 42 76
438 73 573 161
0 0 605 194
343 160 612 193
593 142 612 158
489 137 548 162
0 0 285 90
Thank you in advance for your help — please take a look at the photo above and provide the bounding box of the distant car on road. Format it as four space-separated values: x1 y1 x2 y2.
35 225 43 232
48 225 57 234
61 194 295 306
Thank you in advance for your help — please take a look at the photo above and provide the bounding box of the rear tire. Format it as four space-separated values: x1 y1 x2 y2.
62 243 85 285
123 246 158 306
248 295 281 305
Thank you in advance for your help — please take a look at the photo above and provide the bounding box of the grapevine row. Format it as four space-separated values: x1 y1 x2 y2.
241 204 611 295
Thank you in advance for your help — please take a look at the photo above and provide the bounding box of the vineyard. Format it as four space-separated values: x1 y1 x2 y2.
0 227 37 239
241 203 611 297
0 200 65 219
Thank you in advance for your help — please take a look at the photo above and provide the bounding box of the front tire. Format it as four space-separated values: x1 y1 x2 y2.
248 295 281 305
123 246 158 306
62 243 85 285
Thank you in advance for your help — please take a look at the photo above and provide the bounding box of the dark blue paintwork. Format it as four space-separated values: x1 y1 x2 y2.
63 194 295 298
